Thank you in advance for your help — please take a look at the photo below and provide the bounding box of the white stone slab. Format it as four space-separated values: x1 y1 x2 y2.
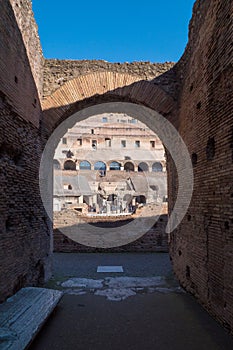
0 287 63 350
61 278 103 289
97 266 124 273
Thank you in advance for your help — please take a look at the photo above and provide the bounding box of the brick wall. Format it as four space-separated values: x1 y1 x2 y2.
1 0 232 336
9 0 44 99
0 1 42 128
0 1 51 302
169 0 233 334
41 0 233 334
43 60 175 98
53 209 168 253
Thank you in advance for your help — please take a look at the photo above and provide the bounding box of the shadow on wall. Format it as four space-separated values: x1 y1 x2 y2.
53 214 169 253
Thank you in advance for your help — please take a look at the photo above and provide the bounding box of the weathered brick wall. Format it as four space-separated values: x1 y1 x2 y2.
9 0 44 99
1 0 233 336
0 1 51 302
53 209 168 253
169 0 233 334
43 59 175 98
41 0 233 333
0 1 42 128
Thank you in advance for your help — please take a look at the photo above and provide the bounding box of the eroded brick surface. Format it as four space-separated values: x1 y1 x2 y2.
0 1 51 302
0 0 232 336
169 0 233 333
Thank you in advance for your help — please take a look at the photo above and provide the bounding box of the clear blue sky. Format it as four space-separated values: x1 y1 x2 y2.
32 0 195 63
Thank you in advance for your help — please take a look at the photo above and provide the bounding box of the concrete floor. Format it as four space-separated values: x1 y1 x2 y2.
30 253 233 350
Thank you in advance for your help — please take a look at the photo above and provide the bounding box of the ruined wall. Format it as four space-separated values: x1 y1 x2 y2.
0 1 50 302
1 0 233 336
53 209 168 253
9 0 44 98
170 0 233 334
43 59 175 98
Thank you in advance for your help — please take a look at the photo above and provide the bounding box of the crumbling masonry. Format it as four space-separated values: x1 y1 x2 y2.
0 0 232 335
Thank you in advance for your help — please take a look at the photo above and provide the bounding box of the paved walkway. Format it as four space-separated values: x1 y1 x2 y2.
30 253 233 350
52 252 173 279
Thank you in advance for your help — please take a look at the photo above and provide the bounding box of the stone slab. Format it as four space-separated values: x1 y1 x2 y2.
97 266 124 273
0 287 63 350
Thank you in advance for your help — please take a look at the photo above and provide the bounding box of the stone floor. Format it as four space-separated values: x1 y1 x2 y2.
30 253 233 350
52 252 173 279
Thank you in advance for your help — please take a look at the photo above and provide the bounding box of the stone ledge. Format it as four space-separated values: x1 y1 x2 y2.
0 287 63 350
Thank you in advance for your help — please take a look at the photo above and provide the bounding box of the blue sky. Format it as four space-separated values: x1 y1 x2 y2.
32 0 195 63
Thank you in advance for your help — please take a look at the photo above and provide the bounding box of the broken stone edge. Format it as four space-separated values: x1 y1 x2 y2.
0 287 63 350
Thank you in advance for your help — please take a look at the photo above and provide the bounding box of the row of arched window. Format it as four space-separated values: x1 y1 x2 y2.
53 159 163 172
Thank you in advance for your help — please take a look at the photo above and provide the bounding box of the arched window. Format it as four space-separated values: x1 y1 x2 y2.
94 161 106 171
152 162 163 172
53 159 61 170
64 160 76 170
138 162 149 172
124 162 134 172
79 160 91 170
110 161 121 170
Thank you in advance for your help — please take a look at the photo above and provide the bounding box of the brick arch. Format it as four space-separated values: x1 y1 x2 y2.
79 160 91 170
42 71 176 135
94 161 107 171
152 161 163 172
109 161 122 170
63 159 76 171
138 162 149 172
124 161 135 172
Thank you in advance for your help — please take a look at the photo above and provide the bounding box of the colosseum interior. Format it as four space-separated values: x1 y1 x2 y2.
0 0 232 345
52 113 168 252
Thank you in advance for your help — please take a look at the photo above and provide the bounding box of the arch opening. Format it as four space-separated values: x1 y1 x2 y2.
152 162 163 172
124 162 135 172
109 161 121 171
41 101 193 250
94 161 107 171
138 162 149 172
64 160 76 171
80 160 91 170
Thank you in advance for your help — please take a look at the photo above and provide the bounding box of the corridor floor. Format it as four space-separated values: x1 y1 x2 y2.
30 253 233 350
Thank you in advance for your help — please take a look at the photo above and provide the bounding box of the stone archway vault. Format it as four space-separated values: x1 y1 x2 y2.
41 71 183 237
40 70 193 246
42 71 176 135
40 99 193 241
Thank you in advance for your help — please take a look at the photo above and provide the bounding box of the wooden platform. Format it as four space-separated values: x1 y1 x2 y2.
0 287 63 350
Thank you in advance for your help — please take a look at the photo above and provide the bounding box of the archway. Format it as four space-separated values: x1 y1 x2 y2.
64 160 76 170
109 161 121 171
152 162 163 172
40 72 193 250
124 162 134 172
138 162 149 172
94 161 106 171
42 72 176 135
79 160 91 170
41 101 193 249
2 0 232 335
